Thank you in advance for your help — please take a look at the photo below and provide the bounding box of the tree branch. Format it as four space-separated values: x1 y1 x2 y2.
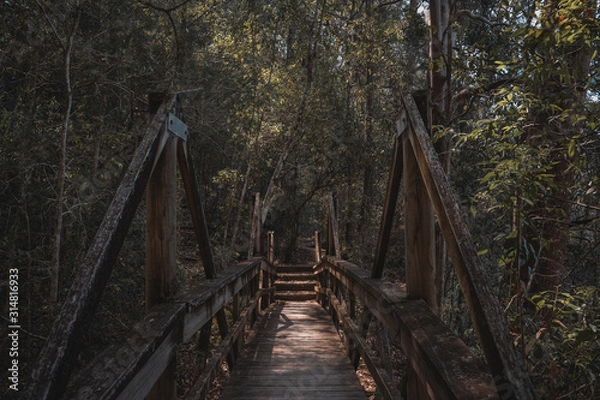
453 78 519 104
137 0 194 13
376 0 403 8
455 9 509 28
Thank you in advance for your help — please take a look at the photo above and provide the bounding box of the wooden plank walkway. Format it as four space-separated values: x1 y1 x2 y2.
219 301 367 400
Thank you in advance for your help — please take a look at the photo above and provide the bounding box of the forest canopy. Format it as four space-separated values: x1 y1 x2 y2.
1 0 599 398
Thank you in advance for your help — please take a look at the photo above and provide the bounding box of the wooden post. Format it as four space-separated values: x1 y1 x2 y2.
326 216 333 256
248 192 261 259
267 231 275 305
259 268 269 310
268 231 275 264
403 131 437 311
403 122 437 400
256 197 263 256
314 230 321 263
413 90 447 313
403 93 536 398
146 129 178 399
349 291 356 320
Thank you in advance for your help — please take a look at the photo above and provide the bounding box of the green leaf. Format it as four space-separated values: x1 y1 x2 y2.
470 205 477 216
574 329 596 346
567 140 576 157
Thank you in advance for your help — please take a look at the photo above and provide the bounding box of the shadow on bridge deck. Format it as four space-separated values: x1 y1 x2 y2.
219 301 367 400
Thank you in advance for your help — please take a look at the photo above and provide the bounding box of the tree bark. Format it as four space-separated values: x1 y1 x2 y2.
358 0 376 247
260 2 322 226
229 163 251 249
428 0 452 312
50 9 80 306
522 1 595 297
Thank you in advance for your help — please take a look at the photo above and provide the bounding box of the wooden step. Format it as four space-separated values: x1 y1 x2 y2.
275 281 316 291
274 264 317 302
276 264 314 274
276 272 316 281
274 291 317 301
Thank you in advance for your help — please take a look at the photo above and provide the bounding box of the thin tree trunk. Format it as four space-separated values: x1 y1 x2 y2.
358 0 375 245
230 163 252 249
428 0 452 312
50 10 80 305
260 0 326 226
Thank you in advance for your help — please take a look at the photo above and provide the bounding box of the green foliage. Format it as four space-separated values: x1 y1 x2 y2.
449 2 599 397
453 0 600 281
512 287 600 398
1 0 597 396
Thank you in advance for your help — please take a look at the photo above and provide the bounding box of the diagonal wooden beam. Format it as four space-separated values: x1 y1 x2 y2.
372 112 407 279
27 96 177 400
177 139 217 279
401 93 536 399
177 137 234 365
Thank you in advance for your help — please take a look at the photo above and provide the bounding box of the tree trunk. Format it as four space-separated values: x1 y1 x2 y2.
50 10 80 306
227 162 251 248
260 3 322 227
358 0 375 245
428 0 452 312
522 1 595 297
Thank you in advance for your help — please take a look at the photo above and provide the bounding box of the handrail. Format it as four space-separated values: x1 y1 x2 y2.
315 257 499 400
63 258 276 399
314 91 536 399
27 96 178 400
401 93 535 399
27 94 278 400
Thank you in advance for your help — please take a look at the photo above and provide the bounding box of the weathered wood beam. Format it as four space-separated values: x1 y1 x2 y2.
181 259 263 342
177 137 217 279
146 130 179 400
184 294 261 400
372 113 407 279
26 96 176 400
64 302 185 399
65 259 273 399
327 289 402 400
177 136 232 364
322 258 499 400
401 93 536 399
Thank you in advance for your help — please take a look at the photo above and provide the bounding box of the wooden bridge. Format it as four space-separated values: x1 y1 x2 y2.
25 93 537 399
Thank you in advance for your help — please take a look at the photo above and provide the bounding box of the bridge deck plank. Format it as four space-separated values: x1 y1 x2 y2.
219 301 367 400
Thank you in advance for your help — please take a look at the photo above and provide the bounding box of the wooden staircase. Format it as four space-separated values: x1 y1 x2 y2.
274 263 317 301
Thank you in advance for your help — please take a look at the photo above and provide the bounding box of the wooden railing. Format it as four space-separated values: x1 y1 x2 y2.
317 92 536 399
315 258 498 400
26 90 535 400
64 258 276 399
26 94 277 400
